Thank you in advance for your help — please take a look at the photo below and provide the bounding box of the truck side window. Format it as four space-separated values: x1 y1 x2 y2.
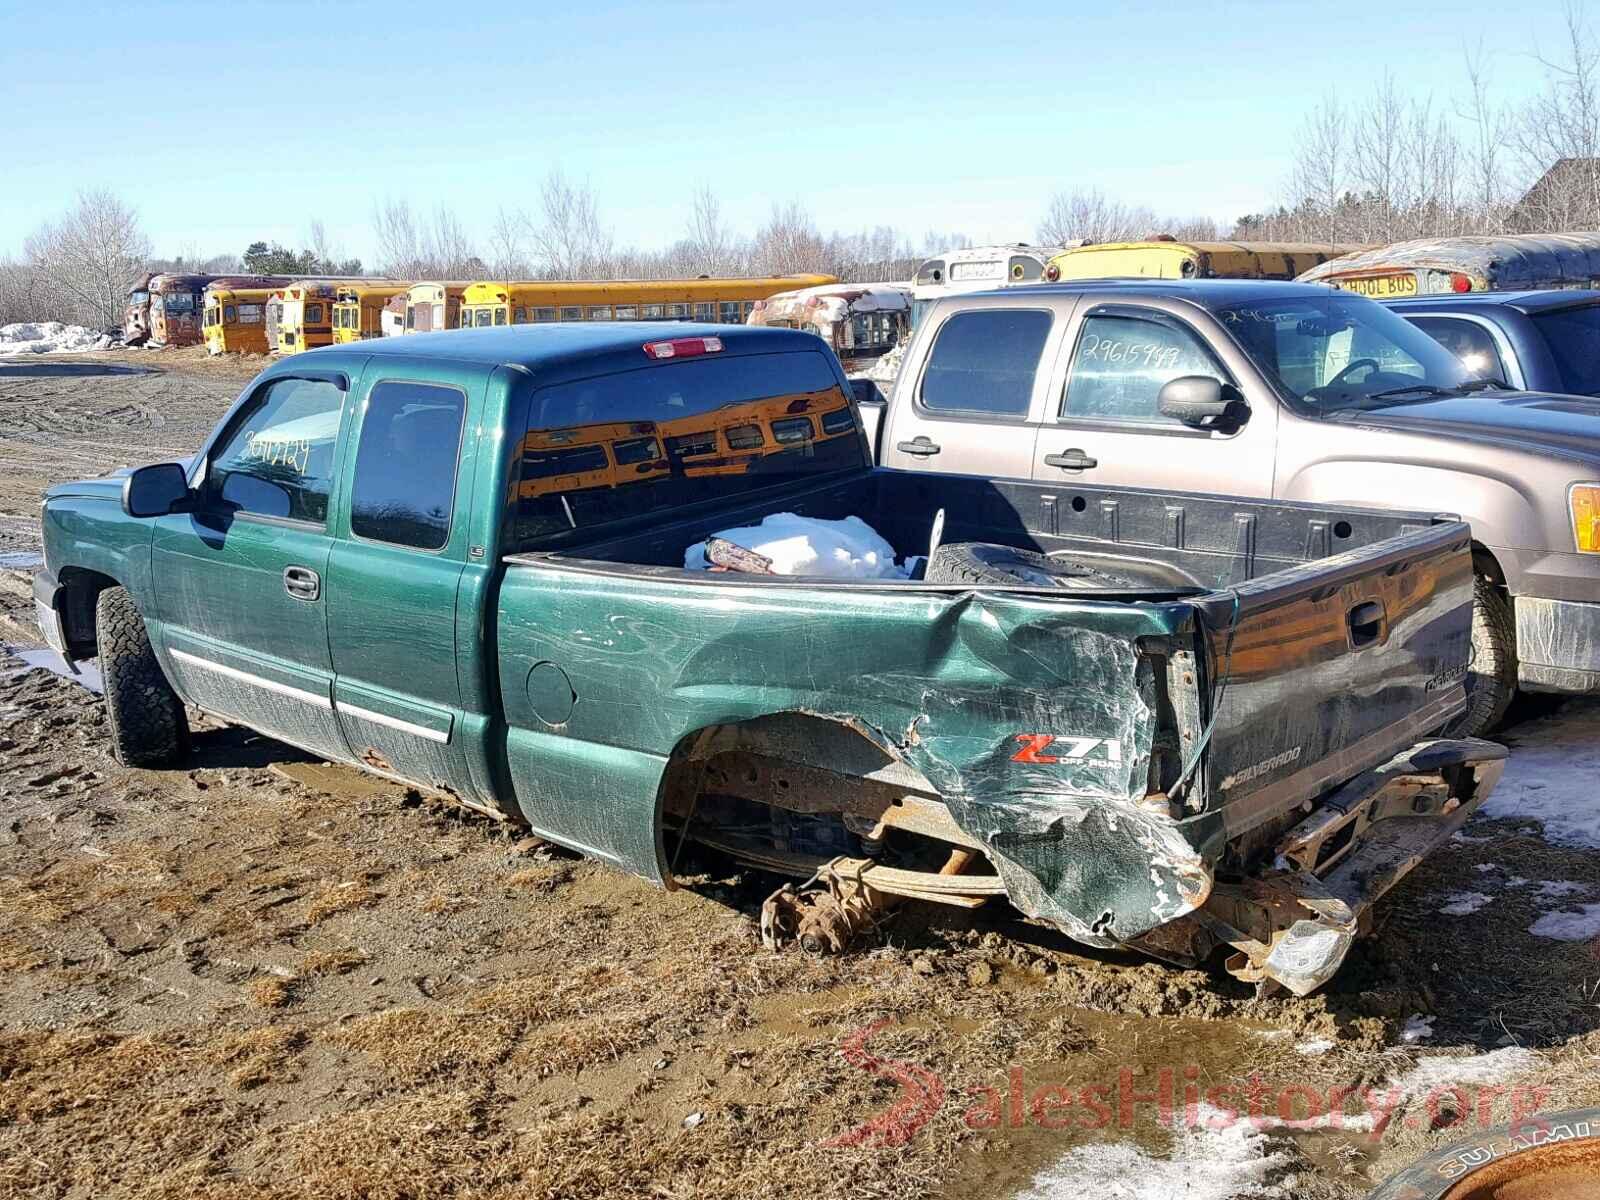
920 309 1051 417
349 381 466 551
1407 316 1507 380
1061 313 1223 427
208 377 346 523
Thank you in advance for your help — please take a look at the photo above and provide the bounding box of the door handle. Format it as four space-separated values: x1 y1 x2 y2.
895 436 941 457
1043 448 1098 471
283 565 321 602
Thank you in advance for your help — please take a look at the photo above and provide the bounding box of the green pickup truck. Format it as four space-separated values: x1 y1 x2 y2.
34 323 1504 995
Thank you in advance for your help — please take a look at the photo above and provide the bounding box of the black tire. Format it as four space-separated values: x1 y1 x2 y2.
925 542 1147 590
95 586 188 767
1444 573 1518 738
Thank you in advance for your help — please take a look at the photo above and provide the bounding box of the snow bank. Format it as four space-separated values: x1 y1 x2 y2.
0 322 113 357
1017 1103 1293 1200
684 513 910 579
1400 1015 1435 1044
1479 702 1600 847
1530 902 1600 941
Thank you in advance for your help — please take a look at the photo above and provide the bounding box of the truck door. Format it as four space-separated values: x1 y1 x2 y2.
878 303 1064 479
1031 304 1277 496
325 372 488 807
151 371 353 760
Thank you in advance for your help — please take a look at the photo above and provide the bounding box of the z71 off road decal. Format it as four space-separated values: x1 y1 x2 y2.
1010 733 1122 765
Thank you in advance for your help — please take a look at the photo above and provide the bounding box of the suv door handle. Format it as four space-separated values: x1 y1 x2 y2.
283 565 321 602
1043 448 1098 471
895 436 941 457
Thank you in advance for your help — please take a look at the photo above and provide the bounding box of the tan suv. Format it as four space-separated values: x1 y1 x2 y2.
872 279 1600 734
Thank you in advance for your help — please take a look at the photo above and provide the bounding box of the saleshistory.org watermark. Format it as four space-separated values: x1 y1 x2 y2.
824 1021 1553 1149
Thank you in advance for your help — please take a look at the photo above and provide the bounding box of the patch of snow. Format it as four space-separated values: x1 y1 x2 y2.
1293 1037 1336 1056
1438 891 1494 916
1473 862 1499 872
1535 880 1588 899
1400 1015 1435 1044
1383 1047 1544 1108
684 513 910 580
1015 1103 1292 1200
0 321 113 357
865 337 907 384
1529 903 1600 941
1479 702 1600 847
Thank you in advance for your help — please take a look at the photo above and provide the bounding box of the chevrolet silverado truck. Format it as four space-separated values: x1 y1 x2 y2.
870 279 1600 734
35 322 1502 995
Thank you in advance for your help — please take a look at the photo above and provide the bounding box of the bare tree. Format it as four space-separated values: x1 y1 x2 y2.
1515 2 1600 228
373 198 425 278
22 189 150 327
683 184 740 275
487 206 531 279
1460 42 1511 230
530 170 613 279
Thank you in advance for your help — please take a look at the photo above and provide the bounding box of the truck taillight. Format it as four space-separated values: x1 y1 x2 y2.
1450 272 1472 293
643 336 722 359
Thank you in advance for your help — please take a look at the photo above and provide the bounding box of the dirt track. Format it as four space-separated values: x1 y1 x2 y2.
1 351 1598 1199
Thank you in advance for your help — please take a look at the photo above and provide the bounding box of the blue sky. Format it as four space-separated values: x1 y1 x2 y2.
0 0 1582 262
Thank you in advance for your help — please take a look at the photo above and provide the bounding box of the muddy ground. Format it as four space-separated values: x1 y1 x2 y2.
1 351 1598 1199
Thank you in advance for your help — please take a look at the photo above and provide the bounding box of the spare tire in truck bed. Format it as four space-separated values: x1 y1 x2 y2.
924 542 1196 592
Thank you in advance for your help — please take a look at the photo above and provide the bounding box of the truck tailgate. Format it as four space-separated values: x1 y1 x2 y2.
1191 519 1475 829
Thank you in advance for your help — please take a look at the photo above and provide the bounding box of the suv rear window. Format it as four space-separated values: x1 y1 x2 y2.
512 351 863 546
920 309 1051 417
1530 305 1600 395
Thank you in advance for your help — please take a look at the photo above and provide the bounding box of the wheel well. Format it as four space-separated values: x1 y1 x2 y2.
57 567 119 657
1471 542 1505 587
654 711 972 887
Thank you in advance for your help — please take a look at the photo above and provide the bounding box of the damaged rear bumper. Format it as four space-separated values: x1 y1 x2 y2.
1187 737 1506 996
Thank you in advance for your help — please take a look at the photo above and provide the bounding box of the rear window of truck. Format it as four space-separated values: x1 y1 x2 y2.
511 350 864 546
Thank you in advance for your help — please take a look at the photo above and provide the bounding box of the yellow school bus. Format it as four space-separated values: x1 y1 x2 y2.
332 282 410 343
403 282 471 334
457 275 838 330
274 280 364 354
1045 241 1369 283
203 285 279 355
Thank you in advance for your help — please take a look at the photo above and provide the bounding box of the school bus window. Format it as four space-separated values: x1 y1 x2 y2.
307 303 323 323
821 407 857 436
615 305 638 320
224 304 237 323
719 302 741 323
612 435 659 465
560 306 582 321
495 306 508 326
726 423 764 450
524 444 609 479
405 307 415 330
666 431 717 458
476 309 493 327
534 307 557 322
240 304 263 323
694 302 715 321
642 303 665 319
514 306 526 323
772 416 813 444
588 305 612 320
666 303 690 319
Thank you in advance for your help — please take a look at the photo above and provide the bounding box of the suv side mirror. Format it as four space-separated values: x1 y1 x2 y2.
122 462 191 518
1158 375 1250 431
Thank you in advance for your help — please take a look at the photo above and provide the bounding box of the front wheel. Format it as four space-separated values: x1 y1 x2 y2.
95 586 188 767
1443 573 1517 738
